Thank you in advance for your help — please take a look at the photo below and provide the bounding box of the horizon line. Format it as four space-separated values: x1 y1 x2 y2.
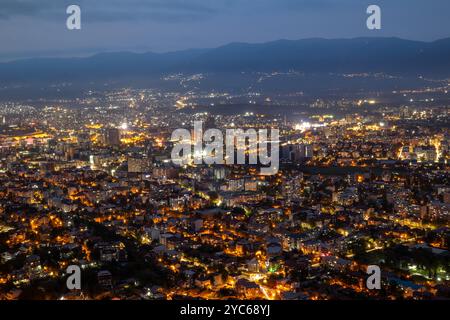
1 35 450 64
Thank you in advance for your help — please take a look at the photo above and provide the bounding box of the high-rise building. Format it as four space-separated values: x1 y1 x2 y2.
128 157 149 173
105 128 121 146
214 167 227 180
281 143 313 161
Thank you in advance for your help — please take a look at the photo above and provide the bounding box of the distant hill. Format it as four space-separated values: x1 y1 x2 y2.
1 37 450 84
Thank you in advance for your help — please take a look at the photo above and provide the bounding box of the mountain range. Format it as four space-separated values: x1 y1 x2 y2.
1 37 450 84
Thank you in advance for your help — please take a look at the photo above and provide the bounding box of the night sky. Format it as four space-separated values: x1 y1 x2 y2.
0 0 449 61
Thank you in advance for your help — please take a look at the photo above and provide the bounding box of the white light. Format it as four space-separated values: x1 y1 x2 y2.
294 122 311 132
120 122 128 130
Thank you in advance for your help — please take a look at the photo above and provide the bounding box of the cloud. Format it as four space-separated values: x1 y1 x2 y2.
0 0 54 18
0 0 361 22
0 0 220 22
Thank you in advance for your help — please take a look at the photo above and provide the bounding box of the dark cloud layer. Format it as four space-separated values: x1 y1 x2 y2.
0 0 219 21
0 0 375 21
